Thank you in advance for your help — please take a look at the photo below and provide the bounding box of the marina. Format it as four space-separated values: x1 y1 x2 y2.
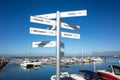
0 0 120 80
0 57 119 80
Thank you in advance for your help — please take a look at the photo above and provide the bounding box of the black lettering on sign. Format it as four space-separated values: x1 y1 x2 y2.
38 41 50 46
78 12 82 14
68 13 76 15
49 31 54 34
46 20 51 23
64 33 72 36
33 30 46 33
34 18 43 22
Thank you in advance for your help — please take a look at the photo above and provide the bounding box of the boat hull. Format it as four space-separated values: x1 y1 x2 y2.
97 70 120 80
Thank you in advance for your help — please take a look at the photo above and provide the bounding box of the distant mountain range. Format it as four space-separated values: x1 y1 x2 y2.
0 51 120 57
91 51 120 56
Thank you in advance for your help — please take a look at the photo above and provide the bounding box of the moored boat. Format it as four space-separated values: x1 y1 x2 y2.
97 65 120 80
20 59 42 67
91 57 103 62
20 65 41 71
82 58 90 63
51 72 85 80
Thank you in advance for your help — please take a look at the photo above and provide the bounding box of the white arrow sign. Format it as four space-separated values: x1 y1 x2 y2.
30 16 55 26
30 27 55 36
61 10 87 18
34 10 87 19
30 16 80 30
32 41 56 48
34 13 56 19
61 31 80 39
32 41 64 48
30 27 80 39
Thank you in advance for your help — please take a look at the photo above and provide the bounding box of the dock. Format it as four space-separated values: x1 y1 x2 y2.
0 57 9 69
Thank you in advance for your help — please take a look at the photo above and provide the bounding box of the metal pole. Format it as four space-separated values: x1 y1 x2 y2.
118 61 120 66
93 61 96 72
56 11 61 80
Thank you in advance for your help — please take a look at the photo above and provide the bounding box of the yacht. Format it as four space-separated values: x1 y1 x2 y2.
20 59 42 67
91 57 103 62
97 65 120 80
20 65 41 71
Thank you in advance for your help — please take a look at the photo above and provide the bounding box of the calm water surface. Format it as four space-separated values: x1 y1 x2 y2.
0 58 120 80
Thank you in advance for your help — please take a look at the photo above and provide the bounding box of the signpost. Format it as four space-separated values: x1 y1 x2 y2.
29 10 87 80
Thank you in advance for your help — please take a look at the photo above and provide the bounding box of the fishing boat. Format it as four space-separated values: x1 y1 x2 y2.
97 65 120 80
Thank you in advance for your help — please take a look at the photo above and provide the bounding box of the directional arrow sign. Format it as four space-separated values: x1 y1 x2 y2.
30 16 80 30
60 10 87 18
32 41 56 48
34 10 87 19
32 41 64 48
61 22 80 30
34 13 56 19
30 16 55 26
61 32 80 39
30 27 55 36
30 27 80 39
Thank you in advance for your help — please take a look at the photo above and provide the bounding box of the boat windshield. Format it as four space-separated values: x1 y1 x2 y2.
107 68 112 73
113 67 120 75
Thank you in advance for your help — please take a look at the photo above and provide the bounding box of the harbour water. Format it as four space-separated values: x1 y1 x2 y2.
0 57 119 80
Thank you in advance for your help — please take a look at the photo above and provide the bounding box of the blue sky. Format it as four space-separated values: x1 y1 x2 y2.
0 0 120 56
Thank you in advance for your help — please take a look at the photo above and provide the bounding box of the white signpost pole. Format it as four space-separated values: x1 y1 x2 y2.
56 11 60 80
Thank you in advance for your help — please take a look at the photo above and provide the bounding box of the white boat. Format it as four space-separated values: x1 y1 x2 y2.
91 57 103 62
32 60 42 66
51 72 85 80
20 59 42 67
20 60 32 67
20 65 41 71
